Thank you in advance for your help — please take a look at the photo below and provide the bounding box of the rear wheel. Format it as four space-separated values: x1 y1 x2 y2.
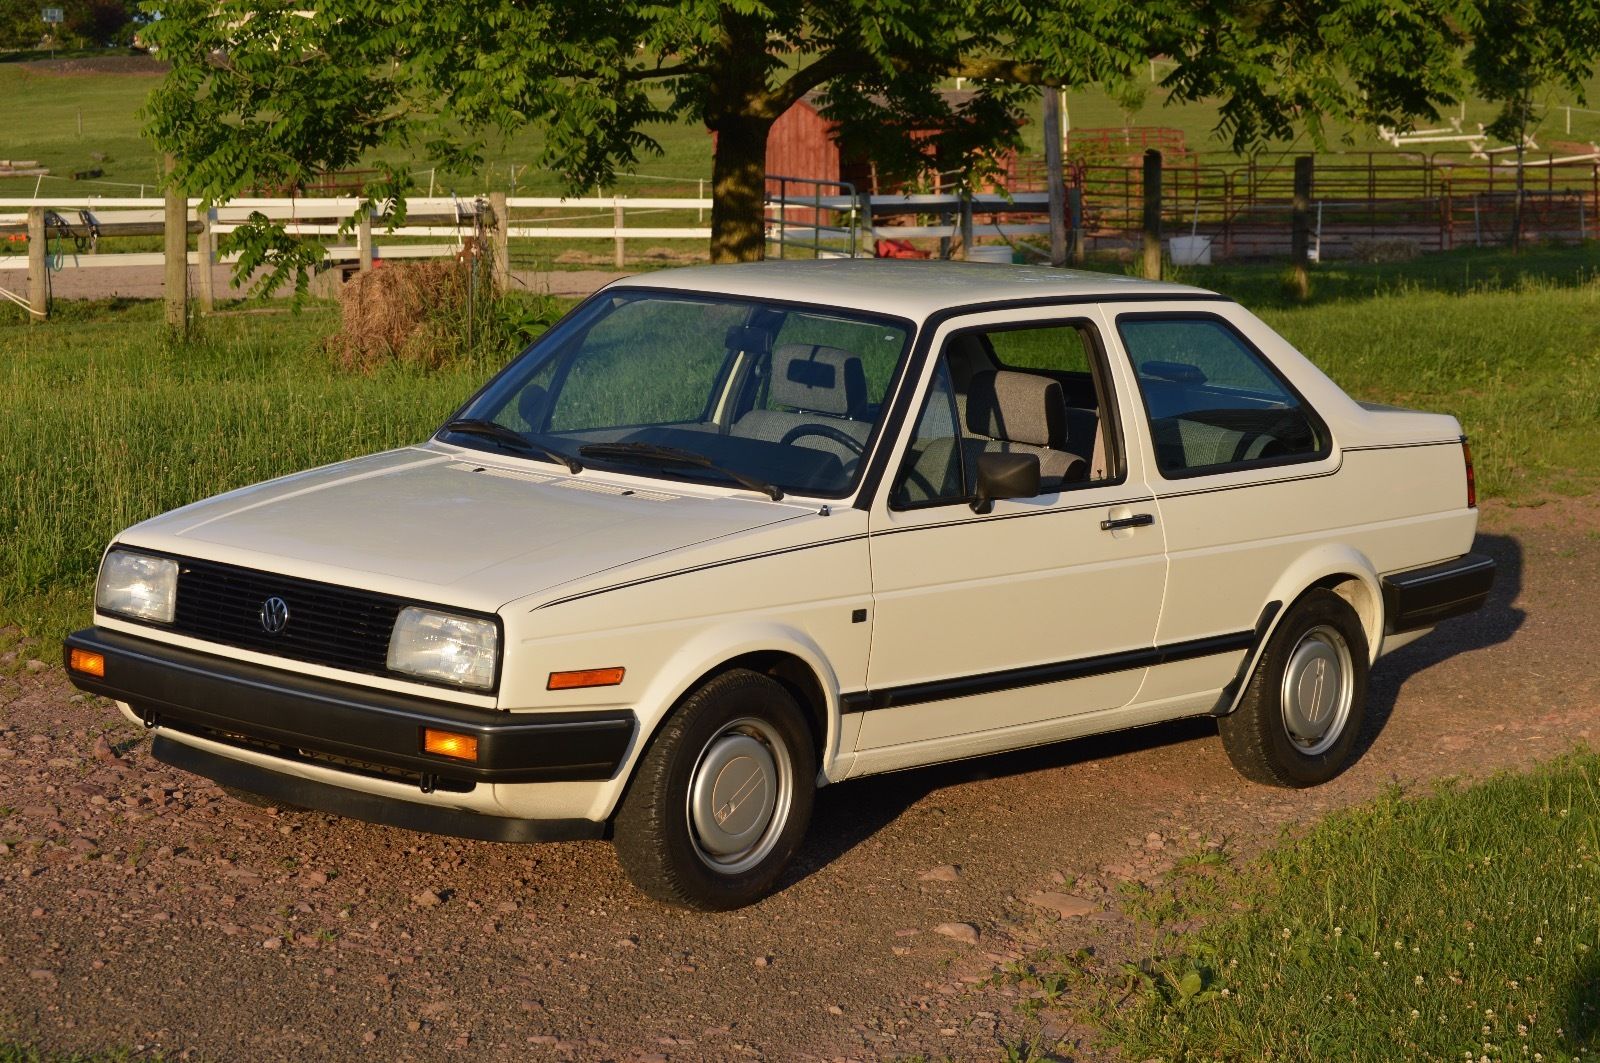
1218 588 1370 788
613 669 816 910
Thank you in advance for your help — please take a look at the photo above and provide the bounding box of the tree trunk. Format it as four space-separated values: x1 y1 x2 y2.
708 113 773 263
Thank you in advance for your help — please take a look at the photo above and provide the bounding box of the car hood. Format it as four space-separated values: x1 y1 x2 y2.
120 447 807 611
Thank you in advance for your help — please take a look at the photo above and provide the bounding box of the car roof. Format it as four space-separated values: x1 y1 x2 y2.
605 259 1218 321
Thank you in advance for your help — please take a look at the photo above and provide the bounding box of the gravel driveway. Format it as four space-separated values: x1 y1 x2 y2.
2 499 1595 1062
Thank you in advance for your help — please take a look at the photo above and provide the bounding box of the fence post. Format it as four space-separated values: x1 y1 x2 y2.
613 196 625 269
1290 154 1313 301
357 210 373 273
1141 149 1162 280
1043 88 1068 267
196 204 215 313
1068 186 1084 265
26 207 47 323
488 191 510 293
163 166 188 333
959 189 974 259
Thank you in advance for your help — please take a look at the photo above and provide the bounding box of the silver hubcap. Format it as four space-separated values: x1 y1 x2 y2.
1280 624 1354 756
687 717 793 875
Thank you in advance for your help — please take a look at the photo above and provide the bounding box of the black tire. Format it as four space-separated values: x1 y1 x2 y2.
612 669 816 910
1218 588 1370 788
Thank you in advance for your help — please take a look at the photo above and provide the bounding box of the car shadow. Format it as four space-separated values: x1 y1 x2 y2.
1563 950 1600 1049
789 715 1217 886
1354 530 1526 759
790 529 1526 889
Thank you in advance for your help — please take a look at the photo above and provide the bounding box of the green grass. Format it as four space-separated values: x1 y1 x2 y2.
0 1041 138 1063
1087 752 1600 1061
2 244 1598 645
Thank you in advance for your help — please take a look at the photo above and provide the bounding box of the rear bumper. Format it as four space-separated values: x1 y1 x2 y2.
1381 552 1496 634
63 627 635 787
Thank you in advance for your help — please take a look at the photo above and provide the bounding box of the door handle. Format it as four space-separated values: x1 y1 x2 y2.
1100 512 1155 531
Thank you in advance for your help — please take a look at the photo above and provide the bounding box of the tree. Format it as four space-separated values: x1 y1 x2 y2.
141 0 1591 288
1466 0 1600 250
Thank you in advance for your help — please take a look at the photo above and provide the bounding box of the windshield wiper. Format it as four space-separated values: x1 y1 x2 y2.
441 419 582 473
578 442 784 501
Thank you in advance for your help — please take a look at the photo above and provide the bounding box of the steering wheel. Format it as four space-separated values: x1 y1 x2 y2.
779 422 866 457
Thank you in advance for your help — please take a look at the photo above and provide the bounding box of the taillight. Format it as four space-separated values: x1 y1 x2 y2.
1462 438 1477 509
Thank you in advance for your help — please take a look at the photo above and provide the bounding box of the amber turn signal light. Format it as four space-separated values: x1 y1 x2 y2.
421 728 479 762
547 666 625 691
68 648 105 678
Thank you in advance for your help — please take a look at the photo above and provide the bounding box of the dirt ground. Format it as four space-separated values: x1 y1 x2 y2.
1 498 1596 1062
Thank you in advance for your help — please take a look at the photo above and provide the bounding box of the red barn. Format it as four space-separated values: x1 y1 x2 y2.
761 91 1022 198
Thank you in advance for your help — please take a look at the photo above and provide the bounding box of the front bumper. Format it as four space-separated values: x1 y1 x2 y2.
64 625 635 791
1381 552 1497 634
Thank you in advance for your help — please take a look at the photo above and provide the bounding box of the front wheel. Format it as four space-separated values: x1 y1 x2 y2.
612 669 816 910
1218 588 1370 788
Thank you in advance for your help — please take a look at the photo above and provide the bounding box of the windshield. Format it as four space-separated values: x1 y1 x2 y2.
443 290 914 498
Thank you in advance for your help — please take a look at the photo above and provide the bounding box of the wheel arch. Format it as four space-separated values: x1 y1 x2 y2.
1215 545 1384 717
619 623 846 794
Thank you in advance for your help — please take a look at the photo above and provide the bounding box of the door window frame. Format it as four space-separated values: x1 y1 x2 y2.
884 314 1131 512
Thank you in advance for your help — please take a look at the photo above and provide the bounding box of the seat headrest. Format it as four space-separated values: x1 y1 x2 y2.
966 370 1068 448
769 344 867 416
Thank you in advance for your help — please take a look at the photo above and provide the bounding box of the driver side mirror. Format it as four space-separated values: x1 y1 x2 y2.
972 452 1041 514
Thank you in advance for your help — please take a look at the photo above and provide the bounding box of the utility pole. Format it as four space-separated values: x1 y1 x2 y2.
1043 88 1068 267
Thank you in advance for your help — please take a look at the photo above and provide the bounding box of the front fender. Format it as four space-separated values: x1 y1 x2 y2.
629 622 853 783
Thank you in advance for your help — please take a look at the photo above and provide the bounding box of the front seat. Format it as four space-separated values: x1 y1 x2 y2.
964 370 1088 488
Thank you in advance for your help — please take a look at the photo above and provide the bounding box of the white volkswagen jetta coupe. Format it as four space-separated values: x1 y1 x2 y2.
65 261 1494 909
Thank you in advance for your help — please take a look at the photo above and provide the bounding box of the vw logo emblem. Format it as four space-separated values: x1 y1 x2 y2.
259 596 290 635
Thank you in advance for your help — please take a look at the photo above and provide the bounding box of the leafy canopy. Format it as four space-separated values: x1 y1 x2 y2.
140 0 1596 282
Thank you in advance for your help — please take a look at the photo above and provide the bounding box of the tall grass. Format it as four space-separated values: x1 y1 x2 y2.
0 302 514 641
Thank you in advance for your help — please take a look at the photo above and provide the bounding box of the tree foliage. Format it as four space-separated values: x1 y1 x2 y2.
141 0 1599 289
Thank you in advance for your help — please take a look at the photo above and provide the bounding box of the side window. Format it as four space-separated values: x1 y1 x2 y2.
889 320 1119 508
1118 316 1325 477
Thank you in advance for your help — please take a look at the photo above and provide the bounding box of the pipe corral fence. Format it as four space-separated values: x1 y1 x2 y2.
3 148 1597 319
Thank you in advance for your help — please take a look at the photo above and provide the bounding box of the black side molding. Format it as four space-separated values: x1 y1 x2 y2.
1382 553 1496 634
840 629 1254 714
153 737 606 843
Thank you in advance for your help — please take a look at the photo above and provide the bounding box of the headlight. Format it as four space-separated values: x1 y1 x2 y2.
387 607 498 690
96 549 178 623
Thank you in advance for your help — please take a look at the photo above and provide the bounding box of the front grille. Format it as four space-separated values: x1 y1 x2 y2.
171 556 404 678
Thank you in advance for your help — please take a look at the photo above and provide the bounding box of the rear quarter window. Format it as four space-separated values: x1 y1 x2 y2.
1117 315 1326 478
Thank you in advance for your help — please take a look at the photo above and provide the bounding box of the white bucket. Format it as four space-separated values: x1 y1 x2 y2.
1169 234 1213 266
965 245 1015 264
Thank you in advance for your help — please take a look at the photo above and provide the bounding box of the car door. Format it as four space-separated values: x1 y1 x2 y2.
1103 303 1342 711
850 307 1168 767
